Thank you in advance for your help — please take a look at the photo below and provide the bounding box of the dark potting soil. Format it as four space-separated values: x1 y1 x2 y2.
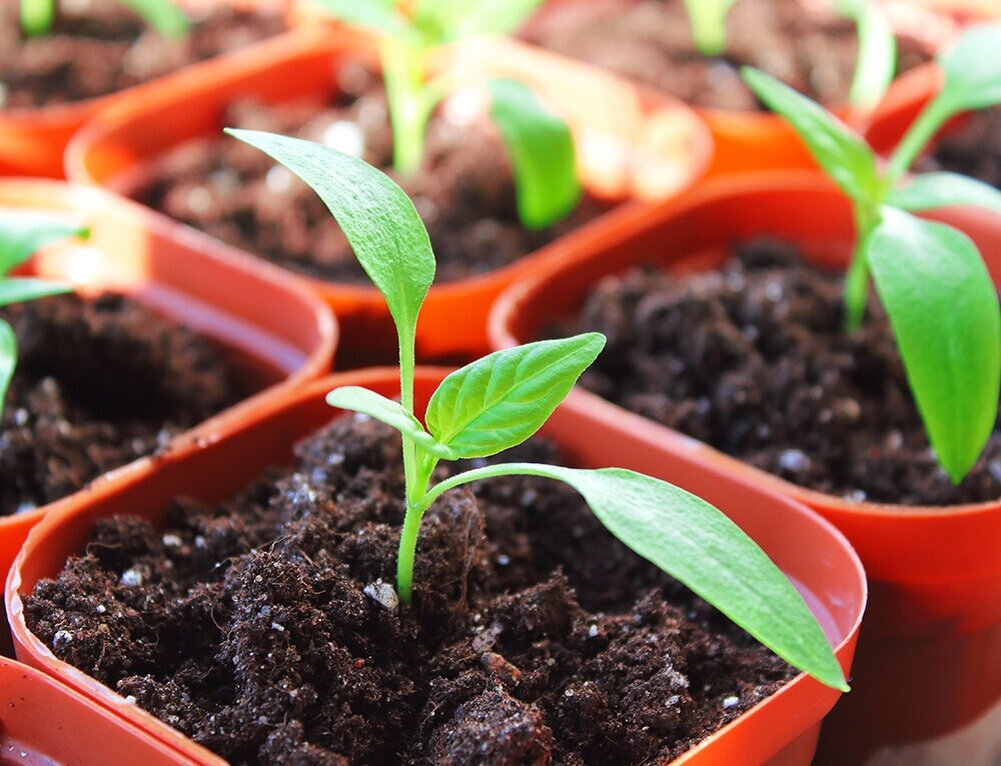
130 63 606 284
0 293 243 517
916 105 1001 190
522 0 928 111
0 0 285 109
553 239 1001 506
24 414 794 765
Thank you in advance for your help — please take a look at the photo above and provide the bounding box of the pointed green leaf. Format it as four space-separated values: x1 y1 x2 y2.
936 23 1001 115
682 0 737 56
887 172 1001 215
326 386 453 459
118 0 189 38
741 68 880 203
501 464 849 691
866 208 1000 482
426 333 605 458
0 278 72 308
413 0 545 42
0 212 88 276
310 0 409 36
839 0 896 112
0 320 16 417
487 79 582 230
226 129 435 346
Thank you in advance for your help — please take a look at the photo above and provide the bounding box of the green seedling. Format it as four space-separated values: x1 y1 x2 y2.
310 0 580 229
20 0 188 39
742 22 1001 485
684 0 895 111
226 125 848 692
0 212 87 417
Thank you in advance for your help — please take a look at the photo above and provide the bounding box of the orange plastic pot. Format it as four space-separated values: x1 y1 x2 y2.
489 169 1001 762
65 28 712 363
0 657 195 764
0 14 312 180
0 178 336 646
6 367 863 765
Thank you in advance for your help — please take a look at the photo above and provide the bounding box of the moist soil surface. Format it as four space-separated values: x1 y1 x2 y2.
917 105 1001 190
0 293 243 517
522 0 928 111
24 415 794 765
0 0 285 109
129 63 605 284
553 239 1001 505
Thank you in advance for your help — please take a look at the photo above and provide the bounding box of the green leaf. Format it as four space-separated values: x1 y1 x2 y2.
838 0 896 112
887 172 1001 214
413 0 545 42
515 465 848 691
487 79 582 230
866 207 1000 482
0 212 88 276
310 0 409 36
226 129 435 348
741 68 880 203
326 386 453 459
426 333 605 458
0 278 72 308
20 0 54 37
0 320 15 418
682 0 737 56
118 0 189 38
936 22 1001 115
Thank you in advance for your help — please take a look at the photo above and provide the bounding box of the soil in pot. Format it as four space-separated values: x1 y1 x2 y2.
23 413 794 765
0 292 246 518
522 0 929 111
548 238 1001 506
0 0 286 110
916 105 1001 189
128 63 606 285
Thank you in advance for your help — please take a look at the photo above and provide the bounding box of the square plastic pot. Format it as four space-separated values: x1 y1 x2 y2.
489 170 1001 762
7 368 864 766
64 27 712 362
0 178 337 642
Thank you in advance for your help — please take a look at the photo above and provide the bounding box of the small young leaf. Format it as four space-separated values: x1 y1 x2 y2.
507 465 848 691
0 278 72 308
226 130 435 346
0 320 16 416
20 0 54 37
741 68 880 203
682 0 738 56
426 333 605 458
326 386 453 458
866 208 1001 483
487 79 582 230
936 23 1001 115
887 172 1001 215
118 0 189 38
310 0 410 37
838 0 896 112
0 212 88 275
413 0 545 42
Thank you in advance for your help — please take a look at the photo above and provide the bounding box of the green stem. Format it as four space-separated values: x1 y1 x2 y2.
683 0 732 56
843 200 877 331
885 94 951 185
382 37 428 179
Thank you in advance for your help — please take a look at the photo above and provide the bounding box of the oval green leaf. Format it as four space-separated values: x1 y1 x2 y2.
0 212 88 275
414 0 546 42
226 129 435 346
866 207 1001 483
887 172 1001 215
487 79 582 230
682 0 738 56
937 23 1001 114
119 0 189 38
326 386 452 459
426 333 605 459
0 278 72 308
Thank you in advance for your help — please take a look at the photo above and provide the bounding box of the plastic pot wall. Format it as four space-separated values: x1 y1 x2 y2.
7 368 864 766
65 28 712 363
0 179 336 645
488 170 1001 762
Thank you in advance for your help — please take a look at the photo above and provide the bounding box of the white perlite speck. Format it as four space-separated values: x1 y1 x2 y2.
120 568 144 587
364 580 399 612
722 695 739 709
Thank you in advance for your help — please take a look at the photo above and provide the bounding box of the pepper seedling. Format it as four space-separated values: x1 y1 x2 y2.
308 0 580 230
20 0 188 39
0 212 88 418
684 0 896 111
742 22 1001 484
226 126 848 692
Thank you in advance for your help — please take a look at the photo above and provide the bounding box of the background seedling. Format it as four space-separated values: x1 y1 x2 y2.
743 23 1001 484
19 0 188 39
227 126 848 692
310 0 581 229
0 212 87 418
684 0 895 111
